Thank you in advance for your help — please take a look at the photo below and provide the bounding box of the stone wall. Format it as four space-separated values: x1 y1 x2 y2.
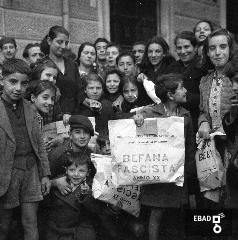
0 0 99 59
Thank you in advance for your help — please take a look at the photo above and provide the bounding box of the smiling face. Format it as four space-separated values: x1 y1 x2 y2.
117 56 135 76
40 67 58 84
70 128 91 148
31 88 55 114
106 46 119 67
207 35 230 70
195 22 212 43
79 45 96 67
2 43 17 60
147 43 164 66
66 162 88 186
2 73 29 103
48 33 69 58
176 38 196 65
105 73 121 94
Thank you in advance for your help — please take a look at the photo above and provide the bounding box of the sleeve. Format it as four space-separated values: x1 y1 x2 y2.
184 116 199 194
75 63 86 105
198 76 210 127
35 113 51 178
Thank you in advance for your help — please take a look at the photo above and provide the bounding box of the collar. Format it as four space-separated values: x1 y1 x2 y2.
1 96 23 111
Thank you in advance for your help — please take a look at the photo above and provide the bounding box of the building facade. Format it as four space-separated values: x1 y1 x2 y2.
0 0 227 58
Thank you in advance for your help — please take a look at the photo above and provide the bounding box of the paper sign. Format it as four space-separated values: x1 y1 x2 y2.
91 154 141 217
108 117 185 186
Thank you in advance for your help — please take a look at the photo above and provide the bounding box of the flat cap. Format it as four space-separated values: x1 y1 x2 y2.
69 115 94 136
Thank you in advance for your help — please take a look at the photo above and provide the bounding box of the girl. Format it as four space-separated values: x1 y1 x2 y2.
138 36 175 104
134 73 197 240
166 31 208 133
193 20 216 56
27 59 62 124
103 69 124 110
46 151 97 240
198 29 234 207
76 42 97 76
29 80 57 129
40 25 84 114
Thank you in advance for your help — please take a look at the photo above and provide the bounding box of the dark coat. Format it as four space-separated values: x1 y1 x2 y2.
75 98 114 134
48 57 85 114
0 98 50 197
165 56 208 133
139 103 198 207
223 113 238 209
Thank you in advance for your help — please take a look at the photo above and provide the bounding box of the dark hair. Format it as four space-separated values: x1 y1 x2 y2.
106 43 121 53
116 51 135 66
174 31 197 48
155 73 184 103
40 25 69 56
202 28 235 69
122 75 138 90
83 73 103 90
2 58 31 78
140 36 170 70
22 43 41 59
28 80 56 99
76 42 96 65
63 48 77 61
94 38 109 46
104 69 123 95
0 37 17 49
31 59 58 82
64 150 90 169
193 20 217 35
132 41 146 48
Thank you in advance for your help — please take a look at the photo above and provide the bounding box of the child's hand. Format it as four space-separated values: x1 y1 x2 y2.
133 113 144 127
89 100 102 112
55 176 72 195
137 73 147 83
63 114 71 126
112 95 124 111
41 177 51 196
198 122 211 140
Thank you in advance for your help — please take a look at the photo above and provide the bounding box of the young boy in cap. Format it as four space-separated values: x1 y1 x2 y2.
49 115 94 194
0 58 51 240
0 36 17 62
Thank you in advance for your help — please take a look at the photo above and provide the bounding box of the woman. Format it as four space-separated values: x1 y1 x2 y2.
76 42 96 76
138 36 175 104
166 31 208 133
40 25 84 114
198 29 234 207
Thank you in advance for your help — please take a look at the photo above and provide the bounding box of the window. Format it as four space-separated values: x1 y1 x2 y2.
110 0 157 48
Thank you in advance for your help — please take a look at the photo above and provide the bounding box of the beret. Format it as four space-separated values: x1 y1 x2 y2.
69 115 94 136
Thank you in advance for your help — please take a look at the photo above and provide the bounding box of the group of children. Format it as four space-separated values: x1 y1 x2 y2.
1 20 238 240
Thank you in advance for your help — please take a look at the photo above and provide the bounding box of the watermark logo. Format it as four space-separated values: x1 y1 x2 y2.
185 209 232 236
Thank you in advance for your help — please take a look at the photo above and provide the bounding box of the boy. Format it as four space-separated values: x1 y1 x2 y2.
0 37 17 62
22 43 44 65
0 59 51 240
94 38 109 69
132 41 146 65
49 115 94 194
76 73 114 134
